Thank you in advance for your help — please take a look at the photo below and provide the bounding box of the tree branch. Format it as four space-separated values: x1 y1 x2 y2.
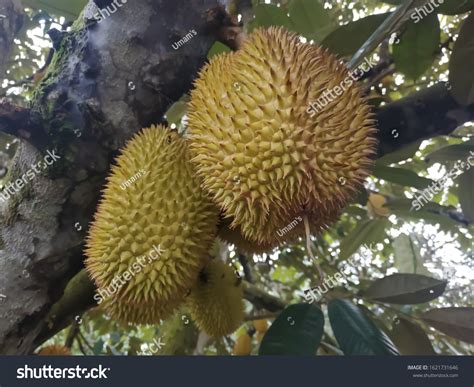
376 82 474 157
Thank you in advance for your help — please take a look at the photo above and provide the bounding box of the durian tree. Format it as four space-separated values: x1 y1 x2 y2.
0 0 473 356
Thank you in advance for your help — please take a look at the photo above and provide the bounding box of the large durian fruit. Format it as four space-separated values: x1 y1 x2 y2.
188 27 377 248
217 216 278 255
187 259 244 337
85 125 219 324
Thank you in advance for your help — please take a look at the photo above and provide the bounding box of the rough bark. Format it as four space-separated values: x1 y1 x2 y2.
0 0 473 355
0 0 230 355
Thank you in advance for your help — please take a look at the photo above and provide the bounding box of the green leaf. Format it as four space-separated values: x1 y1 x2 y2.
437 0 474 15
328 299 399 355
363 273 447 304
393 234 430 275
449 12 474 105
322 13 390 57
288 0 334 42
392 13 440 80
421 307 474 344
259 303 324 355
249 4 293 31
390 316 436 355
458 167 474 222
376 140 422 165
164 96 189 127
339 219 389 261
207 41 231 59
425 142 474 164
22 0 87 20
372 164 433 189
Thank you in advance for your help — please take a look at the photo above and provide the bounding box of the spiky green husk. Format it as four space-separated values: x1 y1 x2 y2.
188 259 244 337
217 216 278 255
86 125 219 323
188 27 377 245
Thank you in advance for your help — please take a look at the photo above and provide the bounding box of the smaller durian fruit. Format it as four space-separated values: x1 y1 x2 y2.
86 124 219 323
367 193 389 217
233 333 252 355
217 216 277 255
253 319 269 333
37 345 71 356
188 259 244 337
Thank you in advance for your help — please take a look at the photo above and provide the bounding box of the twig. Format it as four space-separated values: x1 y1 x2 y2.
348 0 429 70
303 214 325 286
76 335 88 356
78 331 95 353
238 253 254 283
242 281 286 312
64 320 80 348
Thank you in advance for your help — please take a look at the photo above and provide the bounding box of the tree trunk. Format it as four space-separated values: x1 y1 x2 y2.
0 0 230 354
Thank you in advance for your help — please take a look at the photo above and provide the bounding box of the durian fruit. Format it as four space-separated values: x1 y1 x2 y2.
256 331 265 343
367 193 390 217
233 333 252 355
253 319 268 333
100 297 176 326
188 27 377 245
217 216 277 255
86 125 219 324
37 345 71 356
188 259 244 337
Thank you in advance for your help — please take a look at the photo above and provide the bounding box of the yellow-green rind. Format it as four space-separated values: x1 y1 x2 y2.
188 259 244 337
188 27 377 244
217 216 278 255
100 297 177 326
86 125 219 313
